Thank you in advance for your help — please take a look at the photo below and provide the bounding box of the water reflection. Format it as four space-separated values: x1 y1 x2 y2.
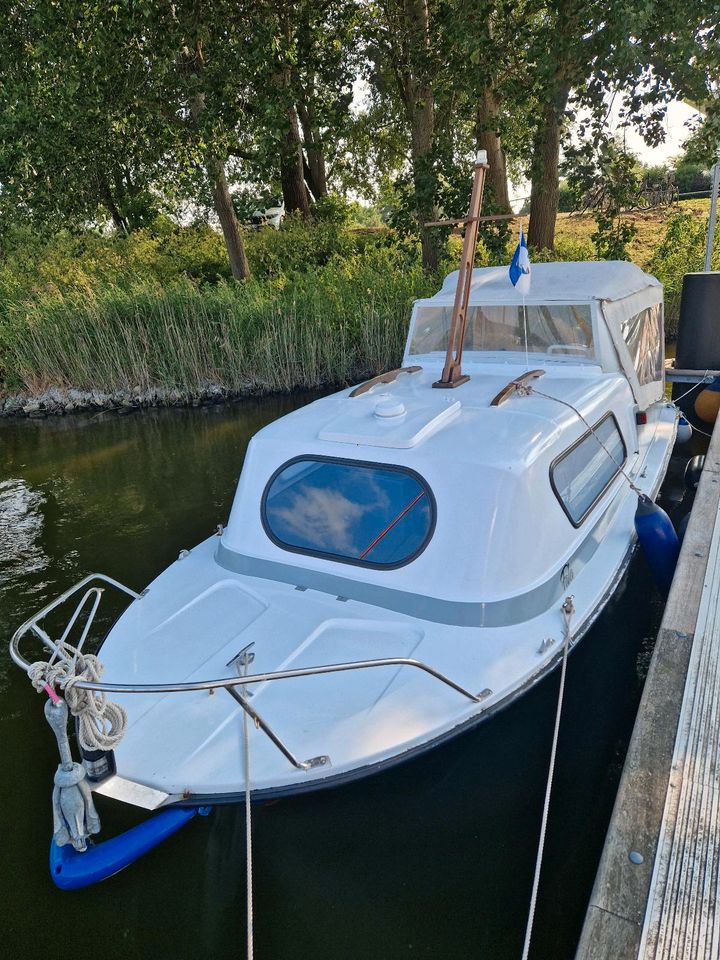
0 478 48 579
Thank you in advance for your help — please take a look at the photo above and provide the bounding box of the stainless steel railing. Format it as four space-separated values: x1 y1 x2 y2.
10 573 491 772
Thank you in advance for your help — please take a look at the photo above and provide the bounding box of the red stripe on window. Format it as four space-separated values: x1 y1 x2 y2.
358 491 427 561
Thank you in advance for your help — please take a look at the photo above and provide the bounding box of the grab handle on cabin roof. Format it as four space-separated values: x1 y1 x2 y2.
490 369 545 407
349 365 422 398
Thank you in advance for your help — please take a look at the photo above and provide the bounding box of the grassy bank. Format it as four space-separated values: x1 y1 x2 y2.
0 200 716 406
555 199 714 324
0 244 437 398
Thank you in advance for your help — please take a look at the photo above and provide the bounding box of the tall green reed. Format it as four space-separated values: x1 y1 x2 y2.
0 247 436 396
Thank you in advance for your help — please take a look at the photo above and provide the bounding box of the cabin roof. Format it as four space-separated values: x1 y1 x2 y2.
435 260 660 305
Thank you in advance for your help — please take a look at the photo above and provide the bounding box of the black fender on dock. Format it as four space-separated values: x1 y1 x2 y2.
672 273 720 427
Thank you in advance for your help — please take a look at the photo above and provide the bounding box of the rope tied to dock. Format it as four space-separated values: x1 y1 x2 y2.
520 596 575 960
28 643 127 751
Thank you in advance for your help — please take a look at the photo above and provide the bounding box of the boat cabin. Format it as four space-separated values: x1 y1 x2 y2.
218 261 667 623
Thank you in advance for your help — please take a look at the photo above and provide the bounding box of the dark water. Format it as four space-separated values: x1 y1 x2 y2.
0 398 704 960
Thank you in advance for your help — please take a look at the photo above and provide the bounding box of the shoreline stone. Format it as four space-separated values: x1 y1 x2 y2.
0 381 318 419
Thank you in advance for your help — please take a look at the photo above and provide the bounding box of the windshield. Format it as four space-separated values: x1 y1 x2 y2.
409 303 594 359
262 457 434 568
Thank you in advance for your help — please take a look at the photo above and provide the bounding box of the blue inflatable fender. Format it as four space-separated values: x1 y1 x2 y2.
50 805 210 890
634 495 680 598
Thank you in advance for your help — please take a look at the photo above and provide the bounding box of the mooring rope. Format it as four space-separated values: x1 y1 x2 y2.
520 596 575 960
672 371 712 404
28 643 127 751
242 672 255 960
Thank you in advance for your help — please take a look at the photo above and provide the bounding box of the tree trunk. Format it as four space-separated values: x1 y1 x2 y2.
475 88 511 214
281 106 312 215
188 89 249 279
527 84 570 250
297 100 328 201
410 102 439 273
210 160 250 280
404 0 439 273
98 175 128 233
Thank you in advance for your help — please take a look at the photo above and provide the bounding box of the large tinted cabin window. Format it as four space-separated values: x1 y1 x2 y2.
551 415 626 525
410 304 594 359
262 458 435 568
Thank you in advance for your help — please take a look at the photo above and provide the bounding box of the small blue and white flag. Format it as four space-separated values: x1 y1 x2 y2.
508 225 531 295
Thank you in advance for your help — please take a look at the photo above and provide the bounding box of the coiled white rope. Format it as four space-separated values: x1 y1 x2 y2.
27 643 127 751
520 596 575 960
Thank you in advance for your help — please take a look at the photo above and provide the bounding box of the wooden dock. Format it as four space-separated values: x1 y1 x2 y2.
576 416 720 959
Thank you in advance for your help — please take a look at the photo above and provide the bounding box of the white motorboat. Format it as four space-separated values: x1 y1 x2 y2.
12 255 678 815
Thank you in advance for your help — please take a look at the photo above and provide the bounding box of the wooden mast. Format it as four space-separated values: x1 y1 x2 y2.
433 151 489 388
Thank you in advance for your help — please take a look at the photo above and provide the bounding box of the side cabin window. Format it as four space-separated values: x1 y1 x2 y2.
262 457 435 568
409 303 594 359
621 302 663 385
550 415 627 526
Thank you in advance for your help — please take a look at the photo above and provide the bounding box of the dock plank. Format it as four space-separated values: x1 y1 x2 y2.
640 501 720 959
576 418 720 960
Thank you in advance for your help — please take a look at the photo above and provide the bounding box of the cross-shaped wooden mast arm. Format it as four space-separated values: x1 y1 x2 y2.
433 152 489 389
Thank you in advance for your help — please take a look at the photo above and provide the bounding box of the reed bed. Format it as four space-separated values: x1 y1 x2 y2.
0 247 436 397
2 208 708 401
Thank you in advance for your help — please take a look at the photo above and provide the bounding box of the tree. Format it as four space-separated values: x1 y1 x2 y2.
364 0 445 271
0 2 257 278
524 0 720 249
0 2 168 233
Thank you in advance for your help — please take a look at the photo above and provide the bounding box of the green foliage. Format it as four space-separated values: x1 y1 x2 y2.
557 182 576 213
345 202 384 229
564 139 639 260
681 115 720 168
674 161 712 195
649 211 719 334
639 165 671 188
530 236 597 263
310 194 357 224
0 220 408 310
244 216 355 277
0 224 232 301
0 244 436 395
592 215 638 261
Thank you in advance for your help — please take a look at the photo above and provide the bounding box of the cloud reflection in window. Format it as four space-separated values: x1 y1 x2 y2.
264 459 434 567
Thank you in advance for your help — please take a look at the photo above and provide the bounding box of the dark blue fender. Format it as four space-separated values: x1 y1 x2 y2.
634 495 680 599
50 806 205 890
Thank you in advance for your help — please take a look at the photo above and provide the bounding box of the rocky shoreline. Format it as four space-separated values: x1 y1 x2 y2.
1 384 244 418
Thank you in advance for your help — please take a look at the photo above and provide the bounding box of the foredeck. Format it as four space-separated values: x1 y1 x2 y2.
576 415 720 959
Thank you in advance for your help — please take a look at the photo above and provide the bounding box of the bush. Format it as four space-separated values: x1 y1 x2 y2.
639 165 670 188
557 181 576 213
530 236 596 262
649 211 719 336
0 218 405 325
243 214 358 278
674 161 712 196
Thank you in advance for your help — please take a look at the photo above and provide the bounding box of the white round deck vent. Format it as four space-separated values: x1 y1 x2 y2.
374 397 406 419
